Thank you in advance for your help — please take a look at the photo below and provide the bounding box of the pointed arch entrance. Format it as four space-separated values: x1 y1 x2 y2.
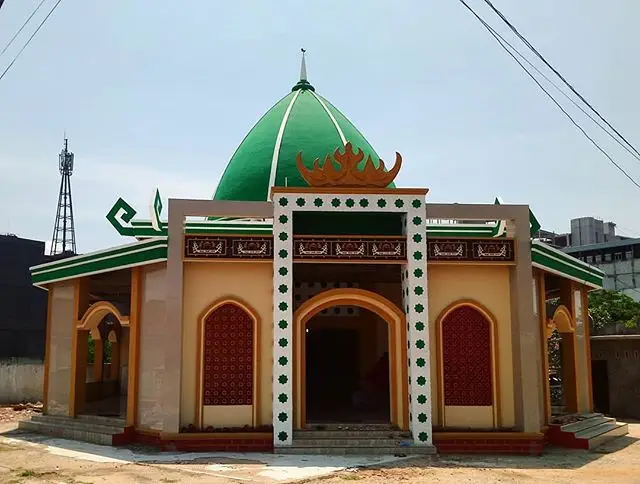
293 288 408 430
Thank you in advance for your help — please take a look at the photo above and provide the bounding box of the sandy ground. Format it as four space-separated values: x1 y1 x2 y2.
0 409 639 484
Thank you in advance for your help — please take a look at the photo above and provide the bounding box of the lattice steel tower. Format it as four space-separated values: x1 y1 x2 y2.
50 138 77 255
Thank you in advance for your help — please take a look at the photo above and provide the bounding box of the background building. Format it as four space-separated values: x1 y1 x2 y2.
0 234 49 359
536 217 640 301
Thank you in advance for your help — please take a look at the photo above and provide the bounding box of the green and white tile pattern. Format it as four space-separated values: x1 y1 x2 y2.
270 192 432 447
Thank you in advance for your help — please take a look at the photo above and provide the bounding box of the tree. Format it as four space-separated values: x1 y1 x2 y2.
588 289 640 329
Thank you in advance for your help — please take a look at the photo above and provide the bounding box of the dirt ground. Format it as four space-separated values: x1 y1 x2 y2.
0 408 639 484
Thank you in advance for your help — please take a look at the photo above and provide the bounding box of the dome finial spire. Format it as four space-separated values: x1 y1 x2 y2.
300 48 307 81
292 48 315 92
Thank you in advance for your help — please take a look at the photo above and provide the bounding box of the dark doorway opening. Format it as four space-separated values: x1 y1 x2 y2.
592 359 610 414
305 313 390 424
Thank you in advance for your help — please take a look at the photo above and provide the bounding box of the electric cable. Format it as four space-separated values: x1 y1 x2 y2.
458 0 640 191
0 0 48 60
0 0 63 82
481 0 640 160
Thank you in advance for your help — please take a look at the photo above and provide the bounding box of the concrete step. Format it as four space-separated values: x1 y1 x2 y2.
290 438 413 447
29 415 125 434
575 421 619 440
276 445 437 455
18 420 115 446
561 415 612 433
294 430 411 439
76 414 126 427
304 424 398 431
587 423 629 450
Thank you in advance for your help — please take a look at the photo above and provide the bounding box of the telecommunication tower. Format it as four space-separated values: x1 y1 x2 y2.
50 138 77 255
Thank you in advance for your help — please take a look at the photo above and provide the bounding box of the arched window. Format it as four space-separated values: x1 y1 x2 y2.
442 305 493 406
202 303 254 406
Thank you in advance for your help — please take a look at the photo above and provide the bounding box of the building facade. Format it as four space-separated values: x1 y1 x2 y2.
26 65 606 454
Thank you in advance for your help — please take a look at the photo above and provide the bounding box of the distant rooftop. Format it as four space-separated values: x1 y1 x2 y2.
563 237 640 253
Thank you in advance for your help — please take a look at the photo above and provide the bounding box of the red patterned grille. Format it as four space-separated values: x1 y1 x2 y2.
442 305 493 406
202 303 253 406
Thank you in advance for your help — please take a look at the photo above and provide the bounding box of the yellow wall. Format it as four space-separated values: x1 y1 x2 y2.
428 265 515 429
181 261 273 428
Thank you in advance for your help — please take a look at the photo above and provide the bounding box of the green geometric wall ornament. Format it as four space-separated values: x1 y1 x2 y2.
150 187 163 233
106 197 140 237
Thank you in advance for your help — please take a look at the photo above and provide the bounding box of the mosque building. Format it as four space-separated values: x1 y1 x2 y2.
24 55 609 454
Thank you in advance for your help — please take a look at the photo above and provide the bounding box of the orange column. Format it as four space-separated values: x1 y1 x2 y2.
537 270 551 423
69 278 91 417
109 335 120 381
561 333 579 414
93 339 104 382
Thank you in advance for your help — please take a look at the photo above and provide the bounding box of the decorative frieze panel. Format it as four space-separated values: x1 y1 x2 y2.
184 236 272 259
427 238 515 263
293 237 406 261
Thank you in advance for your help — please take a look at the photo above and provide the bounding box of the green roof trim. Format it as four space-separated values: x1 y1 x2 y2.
105 196 505 239
532 240 604 289
30 238 168 287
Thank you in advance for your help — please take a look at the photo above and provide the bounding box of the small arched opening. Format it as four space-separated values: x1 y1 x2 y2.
73 302 129 418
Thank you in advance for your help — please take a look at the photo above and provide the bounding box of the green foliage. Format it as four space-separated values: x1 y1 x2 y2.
87 335 112 364
589 289 640 329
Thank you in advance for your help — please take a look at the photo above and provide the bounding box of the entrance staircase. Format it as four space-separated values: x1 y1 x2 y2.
18 414 128 446
547 413 629 449
276 424 437 455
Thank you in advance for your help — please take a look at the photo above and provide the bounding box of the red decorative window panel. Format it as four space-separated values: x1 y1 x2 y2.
202 303 253 406
442 305 493 406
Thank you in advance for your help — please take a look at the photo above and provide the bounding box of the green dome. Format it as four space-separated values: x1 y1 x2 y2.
213 74 386 202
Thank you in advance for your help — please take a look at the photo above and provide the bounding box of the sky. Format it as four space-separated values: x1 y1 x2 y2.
1 0 640 253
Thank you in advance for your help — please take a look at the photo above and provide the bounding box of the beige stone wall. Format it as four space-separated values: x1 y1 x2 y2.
181 261 273 429
46 282 75 416
427 265 515 429
137 263 167 431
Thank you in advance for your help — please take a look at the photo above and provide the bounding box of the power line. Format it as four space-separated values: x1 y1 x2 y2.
458 0 640 191
0 0 49 60
0 0 63 83
481 0 640 160
467 10 640 164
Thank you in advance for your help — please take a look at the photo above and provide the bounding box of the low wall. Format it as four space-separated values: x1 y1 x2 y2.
0 358 44 403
